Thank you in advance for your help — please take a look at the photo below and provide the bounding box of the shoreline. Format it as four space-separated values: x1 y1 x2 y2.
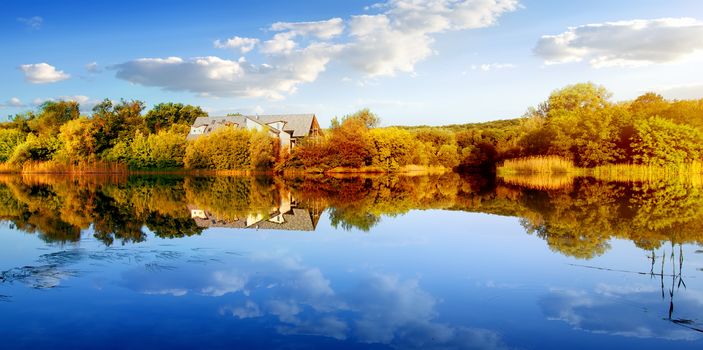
0 164 451 176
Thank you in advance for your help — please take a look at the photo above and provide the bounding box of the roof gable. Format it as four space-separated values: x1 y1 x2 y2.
190 114 317 138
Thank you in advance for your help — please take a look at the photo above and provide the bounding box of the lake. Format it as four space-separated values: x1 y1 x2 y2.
0 173 702 349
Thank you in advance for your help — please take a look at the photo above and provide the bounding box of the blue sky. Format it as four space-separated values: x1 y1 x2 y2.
2 0 703 126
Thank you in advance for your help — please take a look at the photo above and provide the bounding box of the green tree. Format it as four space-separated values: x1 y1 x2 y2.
56 117 96 162
28 101 81 136
333 108 381 129
91 99 146 155
144 103 208 133
631 117 703 166
543 83 624 166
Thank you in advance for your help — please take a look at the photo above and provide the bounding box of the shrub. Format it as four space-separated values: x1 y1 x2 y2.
631 117 703 166
0 129 26 162
184 127 252 170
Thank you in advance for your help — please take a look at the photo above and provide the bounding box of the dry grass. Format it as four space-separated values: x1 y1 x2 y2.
0 163 20 173
498 156 579 175
499 157 703 187
324 165 448 174
20 161 128 174
499 172 575 190
590 162 703 185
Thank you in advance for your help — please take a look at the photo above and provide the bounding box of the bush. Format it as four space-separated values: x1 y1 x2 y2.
8 134 62 164
0 129 26 162
184 127 252 170
369 128 414 170
249 130 279 169
631 117 703 166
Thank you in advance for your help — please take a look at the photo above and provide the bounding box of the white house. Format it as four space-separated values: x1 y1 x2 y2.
187 114 322 151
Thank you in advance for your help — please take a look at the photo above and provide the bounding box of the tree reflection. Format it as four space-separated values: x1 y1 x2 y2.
1 173 703 258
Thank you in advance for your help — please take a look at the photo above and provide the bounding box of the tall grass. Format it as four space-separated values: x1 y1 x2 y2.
498 156 579 175
21 160 128 174
498 156 703 187
499 172 575 190
0 163 20 174
591 162 703 185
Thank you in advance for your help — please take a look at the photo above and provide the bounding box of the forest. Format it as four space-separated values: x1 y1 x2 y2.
1 82 703 173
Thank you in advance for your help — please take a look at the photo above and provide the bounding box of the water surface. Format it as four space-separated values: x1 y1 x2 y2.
1 174 702 349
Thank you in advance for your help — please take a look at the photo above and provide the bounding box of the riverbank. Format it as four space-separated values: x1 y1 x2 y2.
0 160 451 176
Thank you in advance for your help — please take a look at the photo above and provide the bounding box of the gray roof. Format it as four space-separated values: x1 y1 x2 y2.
252 208 317 231
254 114 316 137
190 114 316 138
189 207 318 232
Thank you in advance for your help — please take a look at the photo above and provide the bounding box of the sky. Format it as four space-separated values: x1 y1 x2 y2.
1 0 703 127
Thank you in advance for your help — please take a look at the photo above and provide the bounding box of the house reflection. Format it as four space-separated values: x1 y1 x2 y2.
188 190 324 231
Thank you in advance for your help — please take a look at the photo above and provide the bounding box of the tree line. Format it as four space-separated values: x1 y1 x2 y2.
1 82 703 172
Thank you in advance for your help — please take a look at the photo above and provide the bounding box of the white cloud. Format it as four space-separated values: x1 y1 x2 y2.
17 16 43 30
471 62 516 71
0 97 26 108
270 18 344 39
535 18 703 68
214 36 260 53
85 62 101 73
344 14 435 76
20 63 70 84
114 0 518 99
379 0 520 32
344 0 519 76
113 44 341 99
655 83 703 100
260 32 298 54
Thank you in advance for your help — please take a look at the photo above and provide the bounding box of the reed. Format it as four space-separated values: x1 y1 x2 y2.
498 157 703 187
590 162 703 185
498 156 579 175
20 160 128 174
0 163 20 174
499 172 575 190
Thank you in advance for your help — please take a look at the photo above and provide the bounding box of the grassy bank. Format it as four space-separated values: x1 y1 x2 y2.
0 160 450 176
498 156 703 187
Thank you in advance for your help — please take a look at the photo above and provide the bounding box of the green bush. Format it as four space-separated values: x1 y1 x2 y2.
0 129 26 162
184 127 252 170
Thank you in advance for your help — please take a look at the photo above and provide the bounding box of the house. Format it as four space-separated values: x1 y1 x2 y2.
187 191 323 232
187 114 322 151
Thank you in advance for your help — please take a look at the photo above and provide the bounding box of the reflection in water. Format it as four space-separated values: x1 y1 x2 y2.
1 244 510 349
2 174 703 259
1 174 703 347
542 244 703 340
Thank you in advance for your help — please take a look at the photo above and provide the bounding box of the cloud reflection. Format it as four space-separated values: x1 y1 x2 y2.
540 283 703 341
121 251 510 349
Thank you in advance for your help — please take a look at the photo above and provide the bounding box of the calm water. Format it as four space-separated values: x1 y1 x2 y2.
1 174 702 349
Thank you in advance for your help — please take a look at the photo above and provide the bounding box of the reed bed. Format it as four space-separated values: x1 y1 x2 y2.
0 163 20 173
499 156 703 187
498 156 579 175
21 161 128 174
499 172 575 190
590 162 703 185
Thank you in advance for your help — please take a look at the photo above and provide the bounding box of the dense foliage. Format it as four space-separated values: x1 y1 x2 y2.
1 82 703 172
0 99 277 171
